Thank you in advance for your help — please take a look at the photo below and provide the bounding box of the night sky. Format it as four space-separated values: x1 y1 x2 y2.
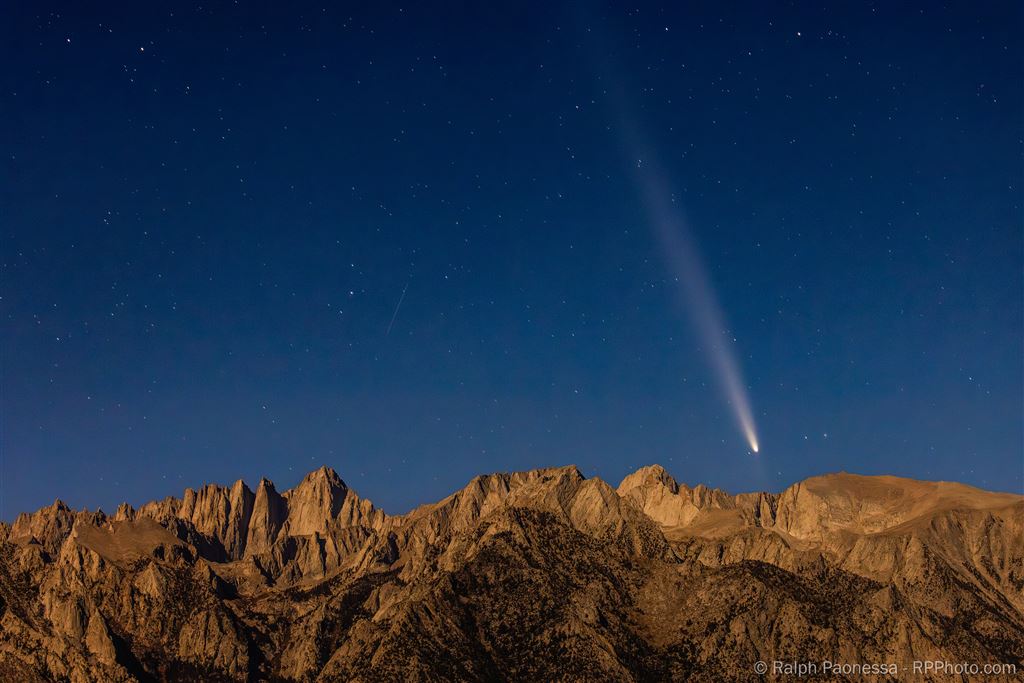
3 2 1022 519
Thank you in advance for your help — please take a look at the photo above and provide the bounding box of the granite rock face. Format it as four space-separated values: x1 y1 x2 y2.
1 464 1022 681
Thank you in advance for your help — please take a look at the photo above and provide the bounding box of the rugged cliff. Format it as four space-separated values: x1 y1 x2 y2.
1 464 1021 681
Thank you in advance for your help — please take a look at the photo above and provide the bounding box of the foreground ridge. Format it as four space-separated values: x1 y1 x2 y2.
2 464 1022 681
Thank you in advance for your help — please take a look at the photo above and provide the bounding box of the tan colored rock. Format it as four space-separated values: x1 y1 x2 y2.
2 464 1022 682
85 609 116 665
9 500 77 555
178 479 254 559
244 477 287 557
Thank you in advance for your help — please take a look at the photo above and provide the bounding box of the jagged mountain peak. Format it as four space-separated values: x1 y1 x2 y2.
284 465 347 503
617 463 680 494
254 476 278 491
2 463 1023 682
291 464 346 488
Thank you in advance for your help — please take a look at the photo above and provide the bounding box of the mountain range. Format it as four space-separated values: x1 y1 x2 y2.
1 464 1022 681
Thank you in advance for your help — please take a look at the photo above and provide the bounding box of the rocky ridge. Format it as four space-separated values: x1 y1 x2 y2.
1 463 1022 681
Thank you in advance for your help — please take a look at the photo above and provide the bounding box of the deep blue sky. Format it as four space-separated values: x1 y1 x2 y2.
3 2 1021 519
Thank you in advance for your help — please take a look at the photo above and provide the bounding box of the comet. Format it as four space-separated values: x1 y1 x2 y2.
649 194 760 454
636 163 760 454
574 17 761 454
617 118 760 454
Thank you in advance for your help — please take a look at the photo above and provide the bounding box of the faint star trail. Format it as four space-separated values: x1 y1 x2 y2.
385 282 409 337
